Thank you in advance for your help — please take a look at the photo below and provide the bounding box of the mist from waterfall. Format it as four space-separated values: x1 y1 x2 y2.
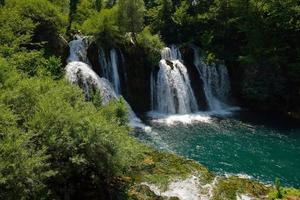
192 47 232 112
99 48 121 95
151 46 198 114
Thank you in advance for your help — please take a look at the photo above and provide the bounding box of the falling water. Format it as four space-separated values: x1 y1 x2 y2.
98 48 121 95
152 46 198 114
67 35 91 64
192 47 231 112
67 38 149 130
65 61 117 104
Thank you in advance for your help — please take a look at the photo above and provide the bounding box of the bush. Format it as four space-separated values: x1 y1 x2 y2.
81 7 122 47
0 60 142 199
0 8 35 56
0 103 52 200
71 0 98 30
0 1 67 77
136 27 165 67
6 0 67 34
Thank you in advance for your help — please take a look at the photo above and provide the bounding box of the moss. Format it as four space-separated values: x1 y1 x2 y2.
122 139 300 200
212 176 270 200
127 150 213 191
128 184 164 200
268 187 300 200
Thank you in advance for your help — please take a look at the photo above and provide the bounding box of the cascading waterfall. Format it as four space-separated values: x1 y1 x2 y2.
192 47 231 111
65 61 117 104
67 35 91 64
151 46 198 114
66 37 149 130
98 48 121 95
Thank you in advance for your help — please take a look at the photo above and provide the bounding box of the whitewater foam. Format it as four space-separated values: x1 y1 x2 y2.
152 46 198 114
142 176 214 200
236 194 254 200
148 111 212 125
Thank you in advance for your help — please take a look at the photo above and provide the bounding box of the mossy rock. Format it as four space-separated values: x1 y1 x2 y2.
212 176 270 200
268 187 300 200
128 150 213 190
128 184 164 200
128 184 180 200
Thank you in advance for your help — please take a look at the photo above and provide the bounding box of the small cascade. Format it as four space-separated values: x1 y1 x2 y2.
192 47 232 111
65 61 117 104
98 48 121 95
67 38 149 130
151 46 198 114
65 61 149 130
67 35 91 64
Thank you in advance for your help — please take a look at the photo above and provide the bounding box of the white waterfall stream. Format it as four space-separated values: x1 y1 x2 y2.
98 48 121 95
152 46 198 114
150 45 237 124
67 35 91 64
65 61 117 104
192 47 232 112
66 36 149 131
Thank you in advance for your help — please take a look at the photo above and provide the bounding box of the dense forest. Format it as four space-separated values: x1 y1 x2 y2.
0 0 299 199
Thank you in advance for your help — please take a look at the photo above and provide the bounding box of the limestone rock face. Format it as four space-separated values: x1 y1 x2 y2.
121 45 152 113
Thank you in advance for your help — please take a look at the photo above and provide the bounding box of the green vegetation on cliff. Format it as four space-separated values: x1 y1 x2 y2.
66 0 300 116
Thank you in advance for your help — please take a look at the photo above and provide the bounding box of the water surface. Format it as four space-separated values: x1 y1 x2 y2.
135 112 300 188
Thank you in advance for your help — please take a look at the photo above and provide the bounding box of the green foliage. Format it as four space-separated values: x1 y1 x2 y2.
0 125 52 199
0 75 53 199
81 7 121 46
268 187 300 200
275 178 283 199
43 56 64 79
0 8 35 56
70 0 98 30
117 0 145 34
6 0 67 34
0 60 142 198
69 0 80 28
147 0 176 42
48 0 69 13
0 1 67 77
212 176 269 200
144 0 300 113
136 27 165 67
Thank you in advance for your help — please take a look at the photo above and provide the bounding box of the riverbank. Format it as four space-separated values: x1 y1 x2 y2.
124 148 300 200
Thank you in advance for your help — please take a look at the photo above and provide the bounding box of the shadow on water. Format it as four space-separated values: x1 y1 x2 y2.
230 110 300 132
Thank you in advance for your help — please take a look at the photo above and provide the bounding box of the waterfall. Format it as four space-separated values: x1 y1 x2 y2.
98 48 121 95
151 46 198 114
67 38 150 131
67 35 90 64
65 61 117 104
192 47 231 111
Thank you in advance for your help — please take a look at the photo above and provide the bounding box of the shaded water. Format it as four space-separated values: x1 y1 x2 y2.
136 112 300 188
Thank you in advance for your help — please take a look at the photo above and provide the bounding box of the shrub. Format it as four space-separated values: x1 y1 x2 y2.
0 104 52 200
136 27 165 67
0 61 141 198
81 7 122 47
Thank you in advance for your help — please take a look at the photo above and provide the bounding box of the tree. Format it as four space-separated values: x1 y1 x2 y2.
95 0 102 11
117 0 145 34
68 0 80 32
